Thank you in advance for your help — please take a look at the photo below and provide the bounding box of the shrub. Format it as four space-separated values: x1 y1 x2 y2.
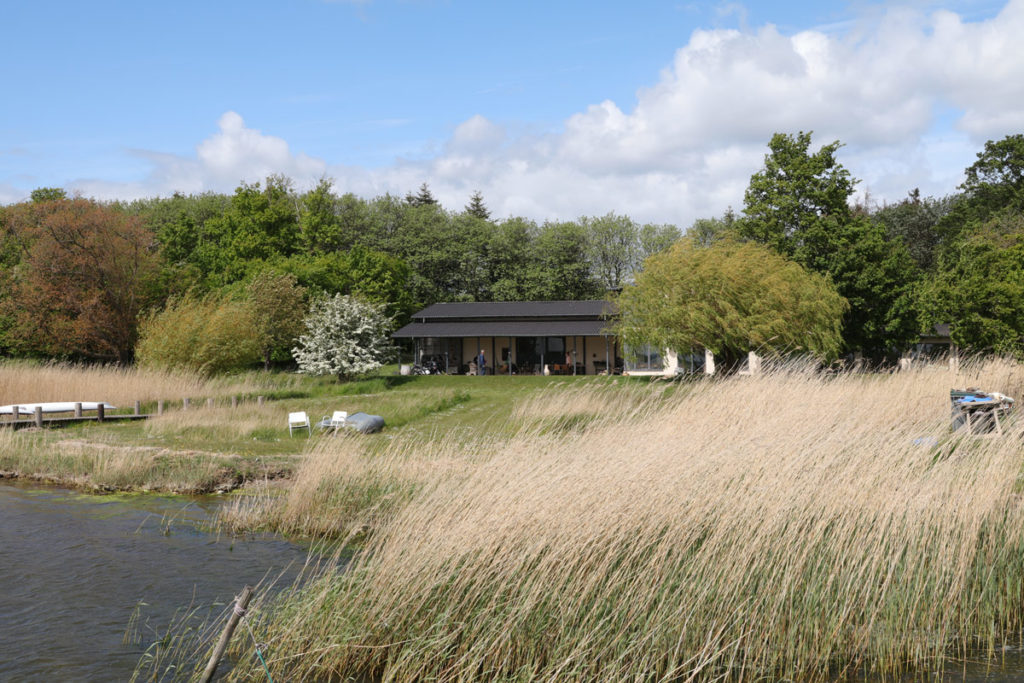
136 293 261 374
292 294 393 380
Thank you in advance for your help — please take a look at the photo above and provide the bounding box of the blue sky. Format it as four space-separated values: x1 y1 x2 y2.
2 0 1019 226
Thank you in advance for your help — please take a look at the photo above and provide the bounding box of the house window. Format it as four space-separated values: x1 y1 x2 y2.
624 344 662 372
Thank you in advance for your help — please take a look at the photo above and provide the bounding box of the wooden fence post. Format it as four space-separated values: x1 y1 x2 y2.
134 400 141 416
74 402 83 418
231 396 238 409
34 406 43 429
207 397 214 409
183 397 190 411
257 395 265 407
97 403 105 422
199 585 255 683
157 399 165 416
12 406 19 422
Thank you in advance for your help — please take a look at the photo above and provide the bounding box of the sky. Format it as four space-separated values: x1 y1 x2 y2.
2 0 1021 227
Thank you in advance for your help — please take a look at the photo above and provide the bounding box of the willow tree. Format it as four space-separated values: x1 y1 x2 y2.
616 238 847 368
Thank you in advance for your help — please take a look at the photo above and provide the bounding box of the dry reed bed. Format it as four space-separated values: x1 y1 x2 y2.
0 360 277 406
228 361 1024 681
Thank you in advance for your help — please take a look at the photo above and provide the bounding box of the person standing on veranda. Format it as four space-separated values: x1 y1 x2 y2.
477 349 487 376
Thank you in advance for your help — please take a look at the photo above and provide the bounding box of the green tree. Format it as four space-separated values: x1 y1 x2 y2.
484 217 537 301
739 131 856 273
617 238 847 368
739 132 921 358
30 187 67 203
278 246 416 322
528 221 603 300
299 177 342 253
246 270 307 370
920 214 1024 356
203 176 301 283
685 213 734 249
292 294 394 381
465 190 490 220
872 189 956 271
583 213 638 290
828 216 922 358
959 134 1024 221
637 222 682 259
405 183 438 207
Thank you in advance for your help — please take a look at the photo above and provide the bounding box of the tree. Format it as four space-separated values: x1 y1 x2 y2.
685 214 733 249
739 131 856 273
299 177 342 253
920 214 1024 356
292 294 394 381
616 238 847 367
959 134 1024 221
827 216 922 358
405 183 438 207
637 222 682 259
465 190 491 220
246 270 307 370
527 221 604 300
484 217 537 301
30 187 67 203
278 246 416 322
739 132 921 358
202 176 301 283
872 189 956 271
1 198 161 362
583 213 638 290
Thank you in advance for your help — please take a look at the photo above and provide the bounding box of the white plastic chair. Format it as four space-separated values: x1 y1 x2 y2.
288 411 311 436
321 410 348 433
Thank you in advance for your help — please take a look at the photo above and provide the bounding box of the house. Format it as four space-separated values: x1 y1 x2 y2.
392 300 621 375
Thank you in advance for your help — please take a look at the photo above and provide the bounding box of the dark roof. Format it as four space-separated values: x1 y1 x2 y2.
393 319 614 339
410 300 614 321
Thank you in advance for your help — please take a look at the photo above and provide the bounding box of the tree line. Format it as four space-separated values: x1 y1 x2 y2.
0 180 678 367
3 131 1024 372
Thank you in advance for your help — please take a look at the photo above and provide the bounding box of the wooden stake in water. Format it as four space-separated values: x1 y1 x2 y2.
200 585 254 683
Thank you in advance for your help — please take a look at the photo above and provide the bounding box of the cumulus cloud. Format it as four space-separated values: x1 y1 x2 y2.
70 112 328 200
66 1 1024 227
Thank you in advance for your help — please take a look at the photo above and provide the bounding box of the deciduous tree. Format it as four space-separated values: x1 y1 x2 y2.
246 270 307 370
2 198 160 362
617 238 846 367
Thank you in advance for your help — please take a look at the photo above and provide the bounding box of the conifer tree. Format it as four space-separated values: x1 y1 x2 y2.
465 190 490 219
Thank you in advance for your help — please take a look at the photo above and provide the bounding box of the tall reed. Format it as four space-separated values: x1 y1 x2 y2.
227 360 1024 681
0 360 272 405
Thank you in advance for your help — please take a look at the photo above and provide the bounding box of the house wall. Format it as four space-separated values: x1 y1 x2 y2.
583 335 615 374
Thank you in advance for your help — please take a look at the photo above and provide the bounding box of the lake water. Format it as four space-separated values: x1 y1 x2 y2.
0 481 311 682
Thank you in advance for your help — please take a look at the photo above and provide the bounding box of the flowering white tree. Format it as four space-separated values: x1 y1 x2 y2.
292 294 394 380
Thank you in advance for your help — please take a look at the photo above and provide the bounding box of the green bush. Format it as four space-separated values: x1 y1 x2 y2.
136 293 261 374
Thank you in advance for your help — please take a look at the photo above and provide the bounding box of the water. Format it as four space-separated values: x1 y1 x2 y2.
0 481 311 682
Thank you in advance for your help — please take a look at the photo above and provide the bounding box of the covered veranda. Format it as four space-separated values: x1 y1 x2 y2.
392 301 620 375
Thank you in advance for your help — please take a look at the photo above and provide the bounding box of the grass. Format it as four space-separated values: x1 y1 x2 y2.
194 359 1024 682
0 361 609 492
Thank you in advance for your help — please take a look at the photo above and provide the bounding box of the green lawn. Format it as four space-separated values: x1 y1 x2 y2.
1 371 636 492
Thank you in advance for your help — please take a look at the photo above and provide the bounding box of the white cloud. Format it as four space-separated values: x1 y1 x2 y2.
70 111 328 200
65 1 1024 226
